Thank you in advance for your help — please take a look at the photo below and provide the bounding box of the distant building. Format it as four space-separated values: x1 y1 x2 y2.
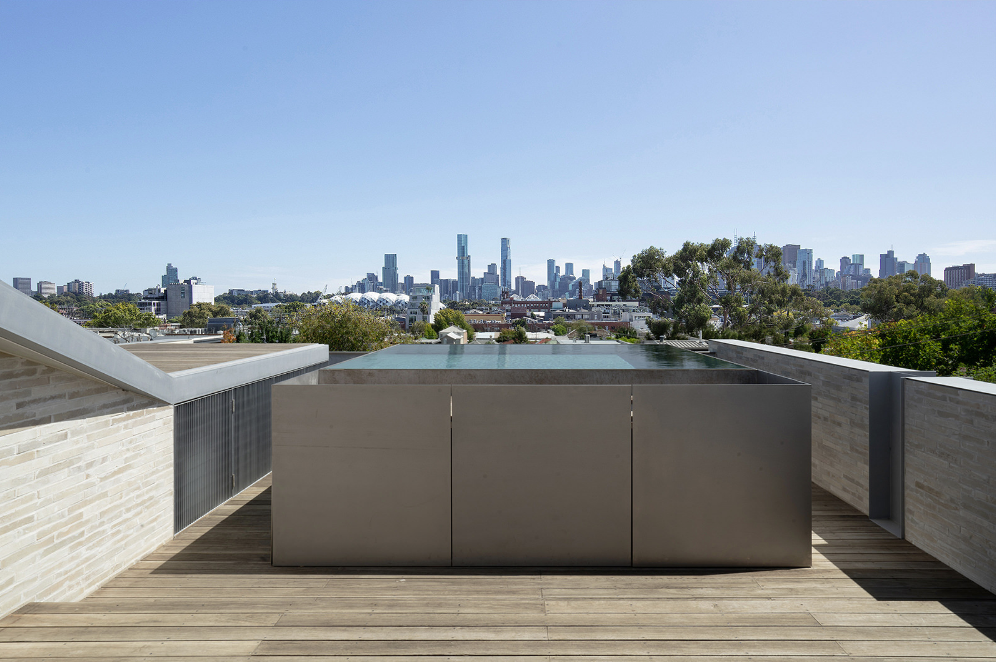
166 278 215 319
67 280 94 297
520 279 535 298
403 275 414 295
546 259 556 292
500 238 512 292
797 249 814 289
581 268 590 285
782 245 800 270
430 270 440 287
944 264 976 289
407 283 441 328
967 273 995 290
12 278 31 296
382 254 399 293
161 263 179 288
565 262 574 277
613 259 621 277
879 250 898 279
36 281 56 298
456 234 471 301
914 253 931 276
115 289 130 296
503 297 553 319
482 271 500 301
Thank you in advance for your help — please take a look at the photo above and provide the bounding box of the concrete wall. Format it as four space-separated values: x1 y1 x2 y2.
708 340 881 513
904 377 996 595
0 351 174 618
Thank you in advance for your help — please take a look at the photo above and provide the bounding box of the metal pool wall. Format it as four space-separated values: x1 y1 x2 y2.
271 373 811 567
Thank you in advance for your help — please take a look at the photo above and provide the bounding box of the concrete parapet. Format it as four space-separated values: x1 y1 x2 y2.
903 376 996 595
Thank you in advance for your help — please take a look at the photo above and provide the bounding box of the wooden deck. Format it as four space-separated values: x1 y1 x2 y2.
2 478 994 660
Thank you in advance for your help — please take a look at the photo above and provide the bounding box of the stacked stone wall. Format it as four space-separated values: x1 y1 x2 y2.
0 351 174 618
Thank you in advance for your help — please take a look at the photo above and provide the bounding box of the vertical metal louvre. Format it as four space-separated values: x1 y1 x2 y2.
173 365 321 533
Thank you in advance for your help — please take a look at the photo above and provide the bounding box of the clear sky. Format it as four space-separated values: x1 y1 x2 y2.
2 0 994 294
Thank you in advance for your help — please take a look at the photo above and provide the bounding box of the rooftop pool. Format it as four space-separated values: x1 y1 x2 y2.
330 343 747 371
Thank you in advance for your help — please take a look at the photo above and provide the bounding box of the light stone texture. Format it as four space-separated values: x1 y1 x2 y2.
904 378 996 595
0 351 174 618
708 340 873 514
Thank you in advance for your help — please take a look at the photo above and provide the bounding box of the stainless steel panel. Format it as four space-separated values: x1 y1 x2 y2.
451 385 632 566
633 384 812 567
271 384 452 566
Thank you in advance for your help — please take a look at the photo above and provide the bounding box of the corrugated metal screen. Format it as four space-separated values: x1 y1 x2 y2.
173 365 319 533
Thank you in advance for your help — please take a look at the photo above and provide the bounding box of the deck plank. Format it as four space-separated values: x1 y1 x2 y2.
1 478 993 659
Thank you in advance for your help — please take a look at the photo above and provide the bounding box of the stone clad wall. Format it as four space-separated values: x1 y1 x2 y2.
708 340 872 514
0 351 174 618
904 377 996 595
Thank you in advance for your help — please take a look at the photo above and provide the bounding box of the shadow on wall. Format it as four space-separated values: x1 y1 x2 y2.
0 352 161 434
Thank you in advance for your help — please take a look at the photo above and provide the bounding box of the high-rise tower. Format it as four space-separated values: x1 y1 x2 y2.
456 234 471 301
500 238 512 293
382 254 398 293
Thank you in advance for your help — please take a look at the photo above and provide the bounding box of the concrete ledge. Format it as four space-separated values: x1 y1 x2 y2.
0 281 329 404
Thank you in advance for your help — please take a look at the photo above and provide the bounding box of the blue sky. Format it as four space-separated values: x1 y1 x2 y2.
2 0 994 294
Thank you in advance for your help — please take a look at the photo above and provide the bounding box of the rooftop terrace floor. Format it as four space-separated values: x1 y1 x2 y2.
2 478 994 660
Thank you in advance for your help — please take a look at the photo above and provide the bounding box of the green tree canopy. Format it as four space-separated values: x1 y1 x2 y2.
617 265 641 300
175 302 234 328
431 308 476 340
497 326 528 343
297 301 406 351
631 238 826 340
859 272 948 323
86 303 161 329
826 286 995 376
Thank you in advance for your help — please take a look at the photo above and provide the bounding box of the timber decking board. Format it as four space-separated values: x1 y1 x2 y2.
1 478 993 659
120 343 295 372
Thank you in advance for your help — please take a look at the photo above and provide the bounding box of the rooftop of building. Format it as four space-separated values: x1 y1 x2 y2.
3 476 992 658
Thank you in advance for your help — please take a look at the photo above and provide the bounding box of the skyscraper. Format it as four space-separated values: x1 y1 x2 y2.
782 245 800 270
797 249 814 289
403 275 414 295
565 263 574 277
382 254 398 293
547 259 556 292
456 234 471 301
162 263 179 288
430 270 440 288
581 268 590 284
879 250 898 279
500 238 512 292
914 253 931 276
613 259 621 277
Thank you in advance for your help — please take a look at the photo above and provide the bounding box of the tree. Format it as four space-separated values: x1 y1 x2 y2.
648 318 673 340
175 302 234 328
551 322 569 336
825 286 995 376
86 303 160 329
617 266 641 300
431 308 476 340
632 238 826 341
297 300 406 351
860 272 948 323
239 307 290 342
497 326 528 343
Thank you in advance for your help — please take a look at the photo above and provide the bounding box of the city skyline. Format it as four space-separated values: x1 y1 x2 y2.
10 234 992 297
2 2 994 293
